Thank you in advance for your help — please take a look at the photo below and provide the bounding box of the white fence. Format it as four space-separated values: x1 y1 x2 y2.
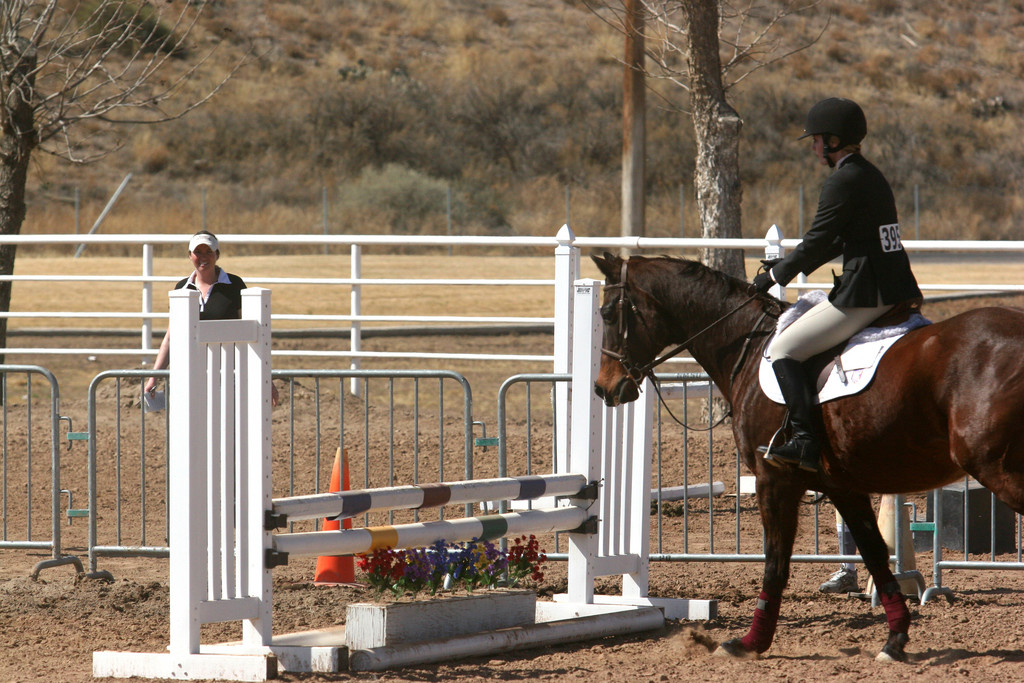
0 226 1022 366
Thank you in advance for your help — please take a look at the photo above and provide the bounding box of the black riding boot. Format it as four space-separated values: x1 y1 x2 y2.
767 358 823 474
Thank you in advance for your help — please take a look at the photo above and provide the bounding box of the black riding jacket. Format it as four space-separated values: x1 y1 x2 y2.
772 154 922 307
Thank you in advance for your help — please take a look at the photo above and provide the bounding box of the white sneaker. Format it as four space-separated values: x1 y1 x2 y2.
818 567 859 594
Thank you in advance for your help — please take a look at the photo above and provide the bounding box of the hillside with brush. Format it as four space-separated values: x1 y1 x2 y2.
22 0 1024 249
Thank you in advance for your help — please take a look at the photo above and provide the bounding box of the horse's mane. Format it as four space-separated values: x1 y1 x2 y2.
639 255 788 316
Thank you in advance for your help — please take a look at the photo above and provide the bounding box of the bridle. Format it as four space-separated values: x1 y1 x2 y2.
600 260 775 428
600 262 653 386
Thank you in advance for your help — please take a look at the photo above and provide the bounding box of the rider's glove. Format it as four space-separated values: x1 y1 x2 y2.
750 258 783 295
751 271 775 294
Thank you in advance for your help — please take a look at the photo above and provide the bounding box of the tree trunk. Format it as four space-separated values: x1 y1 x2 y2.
0 37 39 366
621 0 645 252
682 0 746 280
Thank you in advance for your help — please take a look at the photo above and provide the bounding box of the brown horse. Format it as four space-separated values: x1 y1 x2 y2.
591 252 1024 662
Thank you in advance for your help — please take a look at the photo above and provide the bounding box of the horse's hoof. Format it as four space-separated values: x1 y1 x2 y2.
875 632 909 663
876 648 905 663
712 638 760 660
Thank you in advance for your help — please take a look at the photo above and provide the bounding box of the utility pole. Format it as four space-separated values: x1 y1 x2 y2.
621 0 645 250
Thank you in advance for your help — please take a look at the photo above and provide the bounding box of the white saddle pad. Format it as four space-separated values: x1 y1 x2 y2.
758 291 931 405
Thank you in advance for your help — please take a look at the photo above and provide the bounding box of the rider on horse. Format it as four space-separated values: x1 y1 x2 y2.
751 97 923 474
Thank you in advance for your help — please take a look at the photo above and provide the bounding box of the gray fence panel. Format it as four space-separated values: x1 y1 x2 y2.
0 365 82 577
83 368 474 577
54 365 1024 594
496 371 864 568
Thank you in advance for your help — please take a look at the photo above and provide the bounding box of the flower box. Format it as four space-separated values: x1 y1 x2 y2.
345 590 537 651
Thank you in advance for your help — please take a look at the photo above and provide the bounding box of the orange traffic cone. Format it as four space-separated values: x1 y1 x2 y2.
313 447 356 585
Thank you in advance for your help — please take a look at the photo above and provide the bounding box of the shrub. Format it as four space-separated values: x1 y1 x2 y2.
486 8 510 26
336 164 450 235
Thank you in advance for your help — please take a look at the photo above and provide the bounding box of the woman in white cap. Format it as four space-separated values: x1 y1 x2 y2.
144 230 249 397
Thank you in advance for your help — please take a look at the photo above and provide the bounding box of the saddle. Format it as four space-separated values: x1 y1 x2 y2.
758 292 931 404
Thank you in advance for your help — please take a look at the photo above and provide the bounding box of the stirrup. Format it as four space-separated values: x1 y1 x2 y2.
764 437 820 473
759 428 790 468
763 450 800 468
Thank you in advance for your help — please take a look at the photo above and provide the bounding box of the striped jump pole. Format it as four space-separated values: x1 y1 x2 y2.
270 506 590 562
270 473 590 524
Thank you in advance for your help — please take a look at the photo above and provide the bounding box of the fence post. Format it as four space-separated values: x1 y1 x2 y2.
914 184 920 240
798 185 805 235
446 186 453 256
350 244 362 397
567 278 602 604
240 288 274 648
764 224 786 300
553 224 579 475
142 243 154 355
167 289 206 655
322 186 329 256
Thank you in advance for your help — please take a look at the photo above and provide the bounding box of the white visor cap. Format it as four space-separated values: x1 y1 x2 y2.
189 233 219 253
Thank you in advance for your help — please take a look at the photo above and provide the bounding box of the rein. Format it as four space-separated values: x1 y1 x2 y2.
601 260 777 431
636 293 760 377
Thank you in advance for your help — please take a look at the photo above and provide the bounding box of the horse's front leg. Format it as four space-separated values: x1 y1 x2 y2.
714 472 805 659
831 492 911 662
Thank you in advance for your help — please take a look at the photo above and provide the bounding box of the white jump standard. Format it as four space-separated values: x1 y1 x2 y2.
93 281 715 681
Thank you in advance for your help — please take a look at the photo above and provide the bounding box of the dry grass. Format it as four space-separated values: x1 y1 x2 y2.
18 1 1024 249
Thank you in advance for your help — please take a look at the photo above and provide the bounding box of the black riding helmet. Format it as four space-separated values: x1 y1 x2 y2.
799 97 867 157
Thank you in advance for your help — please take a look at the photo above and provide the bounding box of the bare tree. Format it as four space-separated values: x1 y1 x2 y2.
0 1 241 358
586 1 826 278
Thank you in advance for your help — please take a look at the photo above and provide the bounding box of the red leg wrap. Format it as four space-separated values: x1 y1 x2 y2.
880 589 911 633
740 590 781 653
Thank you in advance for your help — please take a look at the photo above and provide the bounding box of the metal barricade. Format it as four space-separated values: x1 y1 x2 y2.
495 370 1022 602
77 364 1022 598
0 365 81 577
272 370 476 521
82 368 475 577
920 479 1024 603
496 371 859 569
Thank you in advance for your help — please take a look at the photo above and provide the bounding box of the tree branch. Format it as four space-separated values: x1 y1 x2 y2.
1 0 249 162
582 0 828 94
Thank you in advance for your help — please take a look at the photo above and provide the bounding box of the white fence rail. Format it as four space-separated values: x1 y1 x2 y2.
0 226 1022 364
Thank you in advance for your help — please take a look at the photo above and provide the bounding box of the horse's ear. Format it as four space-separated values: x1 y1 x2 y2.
592 252 622 282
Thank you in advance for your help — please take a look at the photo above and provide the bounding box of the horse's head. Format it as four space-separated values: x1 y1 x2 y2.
591 252 673 407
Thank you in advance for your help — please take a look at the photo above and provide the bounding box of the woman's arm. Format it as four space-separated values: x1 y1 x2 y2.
144 329 171 394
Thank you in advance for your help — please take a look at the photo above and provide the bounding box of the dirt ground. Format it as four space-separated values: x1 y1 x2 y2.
3 294 1024 682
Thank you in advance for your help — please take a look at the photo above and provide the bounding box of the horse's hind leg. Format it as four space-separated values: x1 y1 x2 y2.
831 492 911 662
715 475 805 659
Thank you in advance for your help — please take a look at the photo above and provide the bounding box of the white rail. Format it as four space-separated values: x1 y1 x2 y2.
0 227 1021 364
